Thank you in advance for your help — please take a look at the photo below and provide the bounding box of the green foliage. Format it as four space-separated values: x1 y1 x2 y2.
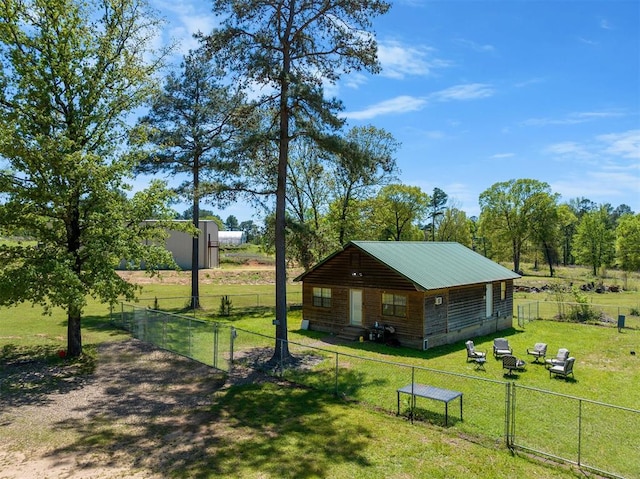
479 179 558 273
616 213 640 272
0 0 174 356
573 206 616 276
365 184 429 241
567 286 598 322
218 295 233 316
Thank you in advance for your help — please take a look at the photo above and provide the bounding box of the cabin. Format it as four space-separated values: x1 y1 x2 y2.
294 241 521 350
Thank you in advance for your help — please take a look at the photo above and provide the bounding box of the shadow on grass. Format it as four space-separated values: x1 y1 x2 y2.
295 327 527 362
46 340 372 478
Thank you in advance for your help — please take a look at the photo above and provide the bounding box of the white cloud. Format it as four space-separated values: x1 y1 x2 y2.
544 141 595 162
429 83 494 102
454 38 496 53
544 130 640 209
551 169 639 206
152 0 218 56
490 153 515 160
341 72 368 90
523 110 625 126
599 18 613 30
377 40 451 79
598 130 640 160
343 95 427 120
344 83 494 120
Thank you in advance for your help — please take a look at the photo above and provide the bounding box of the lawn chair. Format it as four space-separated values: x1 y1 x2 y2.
465 340 487 362
502 355 526 376
549 357 575 379
545 348 569 369
493 338 512 358
526 343 547 363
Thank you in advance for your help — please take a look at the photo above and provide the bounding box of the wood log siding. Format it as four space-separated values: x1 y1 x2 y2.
300 248 417 291
447 284 486 331
298 244 516 349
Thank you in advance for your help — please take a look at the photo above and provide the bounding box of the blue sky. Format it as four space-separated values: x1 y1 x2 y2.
151 0 640 222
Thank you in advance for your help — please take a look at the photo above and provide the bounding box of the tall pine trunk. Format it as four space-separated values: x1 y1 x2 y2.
191 161 200 309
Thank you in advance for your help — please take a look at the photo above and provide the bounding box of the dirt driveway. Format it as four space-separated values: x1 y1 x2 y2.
0 340 265 479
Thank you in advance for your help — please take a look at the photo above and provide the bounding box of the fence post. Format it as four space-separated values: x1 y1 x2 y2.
410 367 415 424
162 314 167 349
230 327 237 369
213 322 218 369
505 382 515 448
577 399 582 466
188 318 192 358
334 352 339 396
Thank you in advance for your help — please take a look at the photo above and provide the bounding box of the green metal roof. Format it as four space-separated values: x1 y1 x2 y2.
350 241 520 290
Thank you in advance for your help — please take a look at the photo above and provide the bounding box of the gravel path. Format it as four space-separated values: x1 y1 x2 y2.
0 340 231 479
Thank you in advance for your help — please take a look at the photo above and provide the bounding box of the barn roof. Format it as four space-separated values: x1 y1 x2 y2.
296 241 520 290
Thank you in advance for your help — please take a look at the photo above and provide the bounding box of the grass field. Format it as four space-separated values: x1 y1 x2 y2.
2 265 640 478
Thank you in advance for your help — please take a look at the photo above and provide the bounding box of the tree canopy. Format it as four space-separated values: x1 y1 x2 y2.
204 0 391 360
0 0 175 357
132 50 250 308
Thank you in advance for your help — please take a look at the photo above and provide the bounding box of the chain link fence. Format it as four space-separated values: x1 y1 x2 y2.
517 300 640 330
113 303 640 479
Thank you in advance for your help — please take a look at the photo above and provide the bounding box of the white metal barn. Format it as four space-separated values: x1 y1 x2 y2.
218 231 246 246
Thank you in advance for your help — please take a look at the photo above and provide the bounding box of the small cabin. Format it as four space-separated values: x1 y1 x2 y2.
294 241 520 350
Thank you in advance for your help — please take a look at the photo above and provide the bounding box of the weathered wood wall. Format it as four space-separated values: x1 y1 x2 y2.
299 245 515 350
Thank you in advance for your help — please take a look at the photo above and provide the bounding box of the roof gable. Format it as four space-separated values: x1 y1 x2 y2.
296 241 520 290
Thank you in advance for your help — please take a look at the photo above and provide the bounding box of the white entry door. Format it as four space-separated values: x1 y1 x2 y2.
486 283 493 318
350 289 363 326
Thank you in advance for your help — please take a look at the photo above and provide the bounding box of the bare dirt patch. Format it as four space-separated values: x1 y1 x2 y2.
0 339 282 479
117 266 302 287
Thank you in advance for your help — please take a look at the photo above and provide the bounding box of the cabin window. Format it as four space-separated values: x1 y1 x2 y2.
382 293 406 317
312 287 332 307
501 282 506 300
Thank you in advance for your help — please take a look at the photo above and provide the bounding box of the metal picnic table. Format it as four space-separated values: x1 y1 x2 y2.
397 383 463 426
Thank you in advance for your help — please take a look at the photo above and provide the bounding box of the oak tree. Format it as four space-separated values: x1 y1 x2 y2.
0 0 175 357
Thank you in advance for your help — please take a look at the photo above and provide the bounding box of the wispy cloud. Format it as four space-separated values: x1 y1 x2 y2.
454 38 496 53
548 133 639 206
429 83 494 102
343 96 427 120
345 83 494 120
490 153 515 160
545 141 595 162
551 170 639 205
377 40 451 79
153 0 218 55
545 129 640 165
523 110 625 126
598 130 640 159
599 18 613 30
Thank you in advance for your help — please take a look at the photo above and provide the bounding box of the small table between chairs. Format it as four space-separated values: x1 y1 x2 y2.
397 383 463 426
474 357 487 370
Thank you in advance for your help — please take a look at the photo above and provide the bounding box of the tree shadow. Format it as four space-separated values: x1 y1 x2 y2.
0 344 96 409
47 340 374 478
296 327 526 362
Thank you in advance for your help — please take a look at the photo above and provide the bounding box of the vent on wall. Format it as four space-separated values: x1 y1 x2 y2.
423 338 428 350
435 296 443 305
